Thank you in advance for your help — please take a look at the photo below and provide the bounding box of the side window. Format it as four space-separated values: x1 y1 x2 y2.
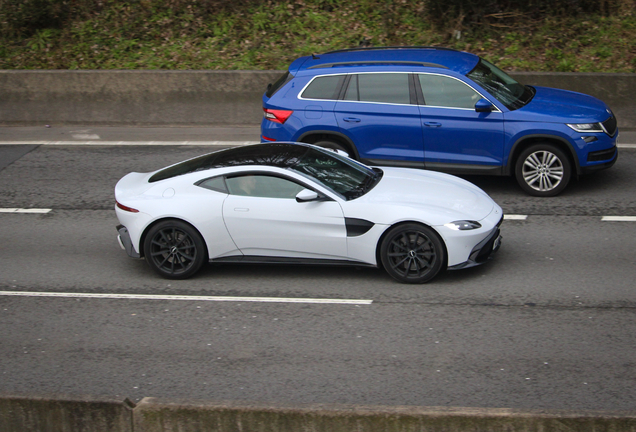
301 75 346 100
345 73 410 104
418 74 481 109
197 176 228 193
226 175 305 199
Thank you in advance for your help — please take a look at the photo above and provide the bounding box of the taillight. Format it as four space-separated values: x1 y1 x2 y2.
263 108 293 124
116 201 139 213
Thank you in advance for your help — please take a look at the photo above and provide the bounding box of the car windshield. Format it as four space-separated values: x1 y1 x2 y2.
467 59 535 110
290 147 382 200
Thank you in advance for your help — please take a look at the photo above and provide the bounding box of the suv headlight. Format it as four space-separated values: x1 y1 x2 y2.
444 220 482 231
567 123 604 133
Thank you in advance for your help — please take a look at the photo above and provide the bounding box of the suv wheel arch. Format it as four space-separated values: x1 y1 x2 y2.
506 135 579 176
298 131 360 160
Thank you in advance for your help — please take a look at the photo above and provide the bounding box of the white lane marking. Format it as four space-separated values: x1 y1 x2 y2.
619 144 636 149
0 291 373 305
71 134 100 140
602 216 636 222
504 214 528 220
0 208 51 213
0 141 256 146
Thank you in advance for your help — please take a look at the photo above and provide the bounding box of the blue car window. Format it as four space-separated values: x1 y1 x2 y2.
418 74 481 109
349 73 410 104
301 75 346 100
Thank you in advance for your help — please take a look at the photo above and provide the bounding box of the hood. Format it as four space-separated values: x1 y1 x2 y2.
509 86 612 123
359 168 495 222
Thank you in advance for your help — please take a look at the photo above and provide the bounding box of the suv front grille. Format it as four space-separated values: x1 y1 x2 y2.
602 115 617 137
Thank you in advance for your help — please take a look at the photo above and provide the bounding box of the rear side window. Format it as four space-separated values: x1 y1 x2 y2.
266 72 294 98
344 73 410 105
301 75 346 100
418 74 481 109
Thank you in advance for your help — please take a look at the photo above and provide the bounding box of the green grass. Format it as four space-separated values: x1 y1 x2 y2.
1 0 634 72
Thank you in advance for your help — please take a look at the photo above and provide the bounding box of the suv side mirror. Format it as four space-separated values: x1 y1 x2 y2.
475 98 494 113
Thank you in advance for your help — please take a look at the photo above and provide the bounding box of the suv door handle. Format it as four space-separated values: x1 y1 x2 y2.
424 122 442 127
343 117 361 123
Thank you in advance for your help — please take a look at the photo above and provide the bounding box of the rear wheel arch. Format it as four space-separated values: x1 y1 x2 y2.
139 217 208 259
298 131 359 159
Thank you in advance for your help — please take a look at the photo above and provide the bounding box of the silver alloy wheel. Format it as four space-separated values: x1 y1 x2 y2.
522 150 564 192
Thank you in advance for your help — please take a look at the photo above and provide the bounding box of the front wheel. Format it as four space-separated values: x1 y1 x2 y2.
380 223 446 284
143 220 207 279
515 143 572 197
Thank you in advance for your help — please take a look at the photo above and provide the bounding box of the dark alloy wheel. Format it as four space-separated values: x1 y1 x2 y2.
515 143 572 197
143 220 207 279
380 223 446 284
313 140 353 158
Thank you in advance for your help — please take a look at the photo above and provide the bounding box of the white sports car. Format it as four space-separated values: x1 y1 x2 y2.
115 142 503 283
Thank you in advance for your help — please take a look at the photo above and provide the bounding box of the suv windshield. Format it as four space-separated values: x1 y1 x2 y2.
467 59 535 110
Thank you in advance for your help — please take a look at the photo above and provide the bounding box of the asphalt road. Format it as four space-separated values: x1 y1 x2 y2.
0 131 635 412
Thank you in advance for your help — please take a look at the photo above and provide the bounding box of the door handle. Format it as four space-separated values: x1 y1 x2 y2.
424 122 442 127
234 208 249 212
343 117 361 122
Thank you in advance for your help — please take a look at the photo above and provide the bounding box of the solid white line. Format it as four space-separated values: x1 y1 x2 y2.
619 144 636 149
0 208 51 213
0 141 256 146
504 214 528 220
0 291 373 305
602 216 636 222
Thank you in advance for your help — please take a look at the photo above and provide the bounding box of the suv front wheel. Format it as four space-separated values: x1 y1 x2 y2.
515 143 572 197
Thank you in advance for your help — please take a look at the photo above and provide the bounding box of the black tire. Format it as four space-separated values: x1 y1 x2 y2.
380 223 446 284
313 140 354 158
143 220 207 279
515 143 572 197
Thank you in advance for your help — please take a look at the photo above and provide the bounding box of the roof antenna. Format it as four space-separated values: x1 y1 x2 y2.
312 53 320 59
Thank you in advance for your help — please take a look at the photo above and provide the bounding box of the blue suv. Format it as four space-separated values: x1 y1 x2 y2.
261 47 618 196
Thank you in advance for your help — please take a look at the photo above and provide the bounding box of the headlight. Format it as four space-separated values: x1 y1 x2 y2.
567 123 604 133
444 220 482 231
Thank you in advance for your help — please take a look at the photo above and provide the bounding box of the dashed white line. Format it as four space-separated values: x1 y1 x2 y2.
0 208 51 213
0 291 373 305
602 216 636 222
504 214 528 220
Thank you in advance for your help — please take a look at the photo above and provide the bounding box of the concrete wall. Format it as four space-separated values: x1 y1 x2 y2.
0 70 634 128
2 394 636 432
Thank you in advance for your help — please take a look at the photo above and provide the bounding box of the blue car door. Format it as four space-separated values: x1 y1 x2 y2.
334 72 424 167
416 73 506 173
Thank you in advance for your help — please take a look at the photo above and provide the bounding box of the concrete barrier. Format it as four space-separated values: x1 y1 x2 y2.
2 394 636 432
0 70 634 128
0 394 134 432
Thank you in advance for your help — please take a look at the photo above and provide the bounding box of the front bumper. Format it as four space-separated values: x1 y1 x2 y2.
117 225 140 258
447 216 503 270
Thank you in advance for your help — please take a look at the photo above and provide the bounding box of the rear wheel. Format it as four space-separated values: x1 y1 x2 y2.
143 220 207 279
515 143 572 197
313 140 353 158
380 223 446 284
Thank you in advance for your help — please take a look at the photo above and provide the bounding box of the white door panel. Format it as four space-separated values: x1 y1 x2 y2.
222 195 348 259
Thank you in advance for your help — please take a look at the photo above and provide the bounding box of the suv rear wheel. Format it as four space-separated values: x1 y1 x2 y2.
515 143 572 197
313 140 353 158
